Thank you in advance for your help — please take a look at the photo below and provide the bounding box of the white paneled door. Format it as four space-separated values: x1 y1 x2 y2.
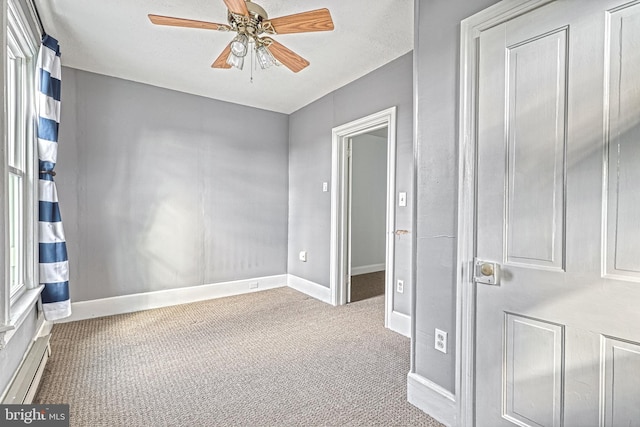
475 1 640 426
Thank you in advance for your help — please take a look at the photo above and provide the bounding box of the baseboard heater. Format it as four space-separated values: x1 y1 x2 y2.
1 335 51 404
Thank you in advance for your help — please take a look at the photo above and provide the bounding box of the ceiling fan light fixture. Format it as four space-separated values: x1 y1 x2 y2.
230 33 249 57
226 52 244 70
149 2 335 73
256 44 276 69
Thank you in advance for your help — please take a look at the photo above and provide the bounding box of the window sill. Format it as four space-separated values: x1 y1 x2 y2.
0 285 44 349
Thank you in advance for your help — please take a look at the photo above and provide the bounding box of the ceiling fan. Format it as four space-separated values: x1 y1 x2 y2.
148 0 334 73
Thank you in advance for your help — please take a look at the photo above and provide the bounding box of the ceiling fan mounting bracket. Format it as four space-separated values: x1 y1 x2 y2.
228 16 256 36
245 1 268 21
227 1 268 34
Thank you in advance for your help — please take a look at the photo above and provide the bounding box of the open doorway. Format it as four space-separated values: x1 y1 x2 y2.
330 107 404 335
348 129 387 303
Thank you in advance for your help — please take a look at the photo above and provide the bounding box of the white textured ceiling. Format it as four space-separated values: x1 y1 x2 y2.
33 0 413 114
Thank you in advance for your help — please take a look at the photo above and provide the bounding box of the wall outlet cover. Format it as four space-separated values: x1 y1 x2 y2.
435 328 448 354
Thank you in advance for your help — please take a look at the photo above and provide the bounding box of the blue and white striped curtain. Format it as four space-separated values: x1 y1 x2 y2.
37 35 70 321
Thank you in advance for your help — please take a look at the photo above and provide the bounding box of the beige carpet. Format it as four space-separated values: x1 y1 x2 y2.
35 287 443 427
350 271 386 303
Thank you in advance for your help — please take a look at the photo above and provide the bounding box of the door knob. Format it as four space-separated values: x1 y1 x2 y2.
474 259 500 285
480 263 494 276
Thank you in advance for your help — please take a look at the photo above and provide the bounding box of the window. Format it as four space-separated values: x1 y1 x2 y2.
7 44 29 302
2 0 39 333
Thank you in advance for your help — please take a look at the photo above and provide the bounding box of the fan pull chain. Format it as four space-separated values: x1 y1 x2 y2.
250 42 254 83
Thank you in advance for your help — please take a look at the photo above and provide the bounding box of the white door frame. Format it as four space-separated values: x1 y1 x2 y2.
330 107 397 329
456 1 555 425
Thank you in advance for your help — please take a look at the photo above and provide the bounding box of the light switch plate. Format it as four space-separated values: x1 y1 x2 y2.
399 192 407 207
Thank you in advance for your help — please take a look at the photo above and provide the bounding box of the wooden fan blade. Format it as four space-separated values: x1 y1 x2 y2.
223 0 249 16
148 15 230 31
265 9 334 35
211 43 233 69
267 39 309 73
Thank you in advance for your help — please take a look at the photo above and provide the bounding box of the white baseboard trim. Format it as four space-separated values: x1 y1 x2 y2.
388 310 411 338
407 372 456 427
60 274 288 323
36 315 53 339
351 263 385 276
287 274 332 304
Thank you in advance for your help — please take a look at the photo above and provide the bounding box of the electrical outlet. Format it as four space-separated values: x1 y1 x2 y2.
396 280 404 294
249 282 259 289
435 329 448 354
299 251 307 262
322 182 328 192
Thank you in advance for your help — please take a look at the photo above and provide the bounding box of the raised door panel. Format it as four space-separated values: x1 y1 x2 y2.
606 3 640 280
601 337 640 426
504 314 564 427
505 30 567 271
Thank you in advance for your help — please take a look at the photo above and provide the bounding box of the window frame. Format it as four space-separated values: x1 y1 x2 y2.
1 0 42 345
7 36 28 303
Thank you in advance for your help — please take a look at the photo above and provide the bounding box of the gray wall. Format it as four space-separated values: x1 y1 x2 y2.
288 52 413 315
412 0 501 393
351 133 386 271
57 69 289 302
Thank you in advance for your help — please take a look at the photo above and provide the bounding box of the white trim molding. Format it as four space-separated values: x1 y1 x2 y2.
60 275 287 323
287 275 332 304
456 1 556 426
58 273 344 324
408 372 456 427
330 106 398 330
388 310 410 338
350 263 385 276
0 286 44 349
